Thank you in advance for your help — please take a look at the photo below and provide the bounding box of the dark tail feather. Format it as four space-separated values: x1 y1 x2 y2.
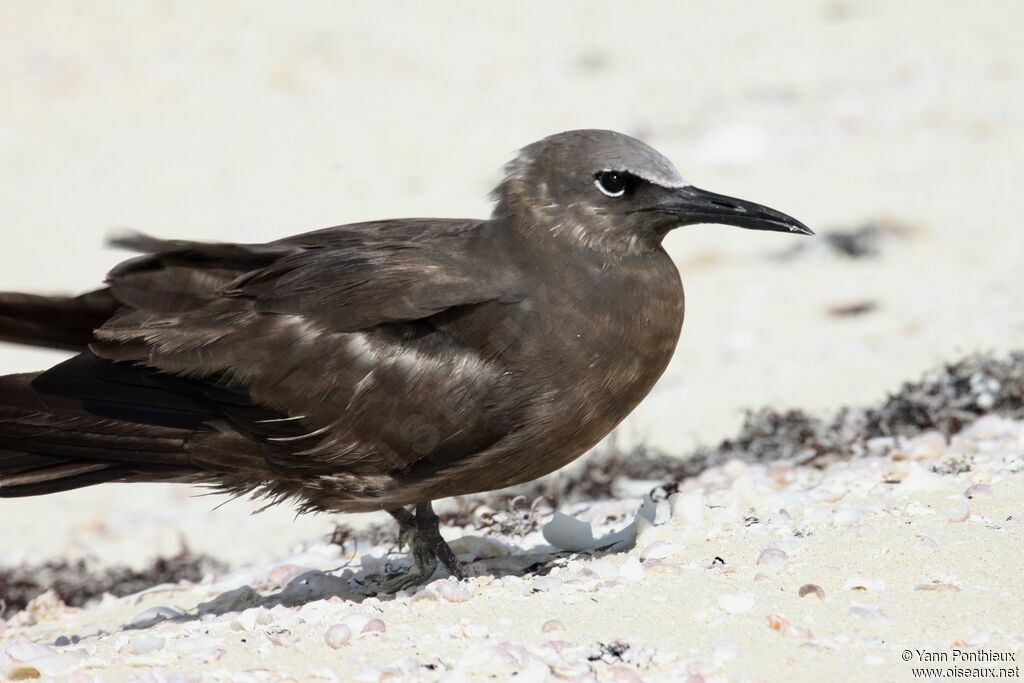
0 289 119 351
0 371 198 498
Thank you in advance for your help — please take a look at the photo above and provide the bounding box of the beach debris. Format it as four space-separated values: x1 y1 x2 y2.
0 552 222 618
798 584 825 600
767 613 813 639
827 300 878 317
542 497 655 552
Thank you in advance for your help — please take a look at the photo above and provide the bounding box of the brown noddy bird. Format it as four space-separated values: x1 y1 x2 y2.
0 130 811 590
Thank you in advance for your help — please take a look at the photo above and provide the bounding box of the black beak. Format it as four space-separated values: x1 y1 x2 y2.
641 185 814 236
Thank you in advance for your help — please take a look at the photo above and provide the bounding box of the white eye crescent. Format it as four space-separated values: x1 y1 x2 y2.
595 171 627 198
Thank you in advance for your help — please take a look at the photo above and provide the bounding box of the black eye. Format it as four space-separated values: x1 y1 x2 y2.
595 171 628 198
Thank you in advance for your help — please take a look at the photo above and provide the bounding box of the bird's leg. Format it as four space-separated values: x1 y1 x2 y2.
414 502 466 580
363 503 465 594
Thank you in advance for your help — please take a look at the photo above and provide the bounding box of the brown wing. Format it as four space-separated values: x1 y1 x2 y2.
78 222 526 504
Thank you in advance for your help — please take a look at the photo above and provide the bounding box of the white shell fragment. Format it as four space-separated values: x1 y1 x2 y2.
948 502 971 523
756 546 788 568
129 633 165 655
963 484 993 499
718 593 755 614
640 540 682 560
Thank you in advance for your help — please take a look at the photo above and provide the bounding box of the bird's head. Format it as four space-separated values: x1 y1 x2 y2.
493 129 812 255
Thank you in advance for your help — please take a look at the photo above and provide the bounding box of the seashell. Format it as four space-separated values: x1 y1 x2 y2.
897 463 944 495
4 641 54 662
232 607 272 632
767 613 813 639
541 619 564 634
618 557 645 582
756 546 788 568
129 634 165 655
643 561 684 575
361 618 386 635
964 484 993 499
324 624 352 648
914 581 960 593
831 507 863 527
437 580 473 603
948 503 971 523
640 541 682 560
918 535 940 548
798 584 825 600
265 629 294 647
718 593 754 614
5 654 83 679
582 559 620 581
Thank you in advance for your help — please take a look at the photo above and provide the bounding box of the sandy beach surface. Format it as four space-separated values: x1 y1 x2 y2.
1 1 1023 681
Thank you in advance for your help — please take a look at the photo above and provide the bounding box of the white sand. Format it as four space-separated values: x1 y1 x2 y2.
4 418 1023 681
1 1 1023 680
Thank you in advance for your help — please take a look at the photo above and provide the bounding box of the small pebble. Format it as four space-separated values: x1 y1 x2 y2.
324 624 352 648
798 584 825 600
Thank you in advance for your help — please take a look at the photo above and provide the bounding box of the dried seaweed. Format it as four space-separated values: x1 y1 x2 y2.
466 351 1024 505
0 551 223 618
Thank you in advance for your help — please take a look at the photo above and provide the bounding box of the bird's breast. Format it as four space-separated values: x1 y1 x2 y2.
515 248 685 470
